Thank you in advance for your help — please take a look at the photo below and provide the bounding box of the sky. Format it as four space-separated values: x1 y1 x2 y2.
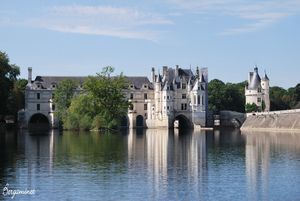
0 0 299 89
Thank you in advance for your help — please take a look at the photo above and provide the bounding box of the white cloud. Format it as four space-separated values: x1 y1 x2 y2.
26 5 173 41
168 0 300 35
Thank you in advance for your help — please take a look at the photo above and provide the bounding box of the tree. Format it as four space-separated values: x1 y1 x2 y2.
83 66 130 129
63 94 94 130
208 79 226 112
53 79 77 123
0 51 20 116
6 79 28 118
208 79 246 113
269 86 290 110
245 103 258 113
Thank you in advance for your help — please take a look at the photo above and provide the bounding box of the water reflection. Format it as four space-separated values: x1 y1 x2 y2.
1 129 300 200
243 131 300 201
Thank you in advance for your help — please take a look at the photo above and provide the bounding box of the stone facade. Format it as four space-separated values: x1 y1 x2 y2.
19 66 208 129
245 67 270 112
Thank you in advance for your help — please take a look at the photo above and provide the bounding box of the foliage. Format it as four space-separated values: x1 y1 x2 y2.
208 79 246 113
6 79 28 118
82 66 130 129
245 103 258 113
63 66 130 130
53 79 77 123
0 51 20 116
63 94 93 130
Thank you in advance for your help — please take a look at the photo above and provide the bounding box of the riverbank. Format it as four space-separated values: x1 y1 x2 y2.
241 109 300 132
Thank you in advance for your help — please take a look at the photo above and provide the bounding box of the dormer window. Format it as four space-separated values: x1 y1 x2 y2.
258 88 261 93
52 84 56 89
144 84 148 89
182 83 186 89
37 84 41 89
130 84 134 89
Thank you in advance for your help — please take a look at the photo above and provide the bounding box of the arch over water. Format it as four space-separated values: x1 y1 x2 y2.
136 115 144 128
28 113 50 130
173 114 193 129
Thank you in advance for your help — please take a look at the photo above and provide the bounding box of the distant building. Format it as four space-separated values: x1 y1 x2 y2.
245 67 270 112
19 66 208 129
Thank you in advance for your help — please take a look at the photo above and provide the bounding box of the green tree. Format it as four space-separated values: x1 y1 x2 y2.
208 79 246 113
0 51 20 116
269 86 290 110
53 79 77 123
208 79 226 112
63 94 94 130
83 66 130 129
245 103 258 113
6 79 28 118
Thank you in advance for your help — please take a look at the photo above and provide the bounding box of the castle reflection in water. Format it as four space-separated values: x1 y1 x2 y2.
1 129 300 200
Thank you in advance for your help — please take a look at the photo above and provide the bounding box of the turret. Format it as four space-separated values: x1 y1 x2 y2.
28 67 32 84
261 71 270 111
151 67 155 83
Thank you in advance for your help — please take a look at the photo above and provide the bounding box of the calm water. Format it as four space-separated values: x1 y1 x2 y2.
1 128 300 201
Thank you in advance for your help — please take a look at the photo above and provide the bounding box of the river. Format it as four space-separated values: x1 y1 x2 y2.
1 128 300 201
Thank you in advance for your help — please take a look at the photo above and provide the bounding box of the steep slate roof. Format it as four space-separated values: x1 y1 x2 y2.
125 76 153 89
33 76 153 90
262 73 269 81
34 76 87 89
248 70 261 90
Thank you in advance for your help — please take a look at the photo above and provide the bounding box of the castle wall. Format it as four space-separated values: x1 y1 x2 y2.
241 109 300 132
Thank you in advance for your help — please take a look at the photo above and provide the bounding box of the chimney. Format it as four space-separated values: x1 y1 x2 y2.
151 67 155 83
175 65 179 77
28 67 32 84
162 66 168 76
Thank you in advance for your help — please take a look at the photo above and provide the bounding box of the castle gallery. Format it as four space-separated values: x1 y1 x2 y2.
18 66 268 129
19 66 208 129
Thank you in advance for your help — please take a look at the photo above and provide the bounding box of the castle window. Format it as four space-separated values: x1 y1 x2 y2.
177 83 181 89
37 84 41 88
37 104 40 111
144 104 147 110
130 93 133 99
181 103 187 110
37 93 40 100
197 95 200 105
167 96 170 100
182 83 186 89
182 94 186 99
167 106 170 110
52 93 55 99
258 88 261 93
257 97 261 102
130 84 134 89
144 84 148 89
52 104 55 111
52 84 56 88
129 104 134 110
202 95 204 105
144 93 147 99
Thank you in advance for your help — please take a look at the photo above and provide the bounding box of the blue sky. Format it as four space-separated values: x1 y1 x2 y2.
1 0 299 88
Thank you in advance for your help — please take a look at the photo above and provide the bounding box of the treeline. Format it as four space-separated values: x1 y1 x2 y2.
208 79 300 113
53 66 130 131
0 51 27 121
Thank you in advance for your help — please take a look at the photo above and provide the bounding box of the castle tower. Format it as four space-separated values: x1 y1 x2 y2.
261 72 270 111
245 67 270 112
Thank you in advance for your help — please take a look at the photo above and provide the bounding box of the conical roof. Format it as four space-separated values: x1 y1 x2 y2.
248 68 261 89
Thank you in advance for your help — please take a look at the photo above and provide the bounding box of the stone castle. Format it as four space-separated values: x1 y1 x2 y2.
19 66 208 129
245 66 270 112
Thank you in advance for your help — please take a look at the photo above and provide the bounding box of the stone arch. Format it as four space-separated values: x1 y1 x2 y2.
173 114 193 129
231 118 242 128
136 115 144 128
120 115 129 128
28 113 50 130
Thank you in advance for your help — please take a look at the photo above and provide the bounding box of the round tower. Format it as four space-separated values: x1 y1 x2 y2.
261 72 270 111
